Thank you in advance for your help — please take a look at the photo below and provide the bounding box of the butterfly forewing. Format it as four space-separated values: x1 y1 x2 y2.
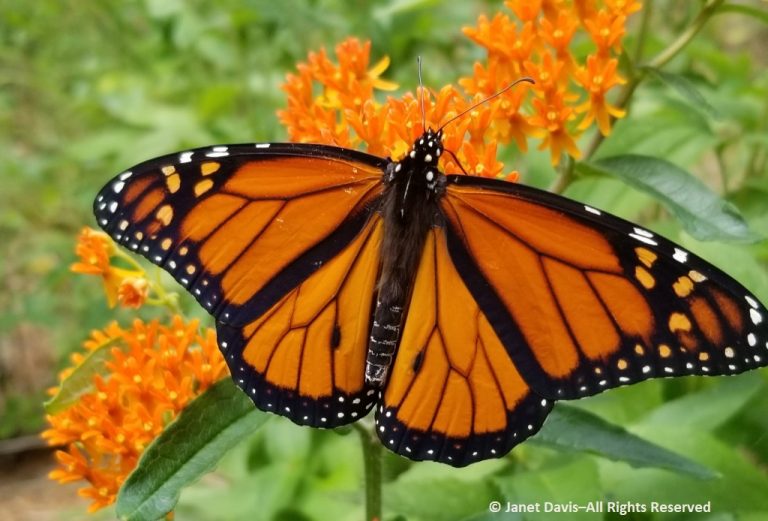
440 176 768 401
94 143 386 326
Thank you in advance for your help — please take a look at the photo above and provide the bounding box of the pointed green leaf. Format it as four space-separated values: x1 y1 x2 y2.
642 66 719 117
116 378 268 521
641 374 764 432
43 337 122 414
576 154 756 242
533 405 718 479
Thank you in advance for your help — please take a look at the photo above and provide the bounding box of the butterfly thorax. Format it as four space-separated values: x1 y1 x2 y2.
366 129 447 387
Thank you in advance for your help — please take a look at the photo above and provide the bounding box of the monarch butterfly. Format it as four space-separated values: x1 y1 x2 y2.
94 108 767 467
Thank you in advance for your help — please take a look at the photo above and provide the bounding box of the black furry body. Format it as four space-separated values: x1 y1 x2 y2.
365 129 447 387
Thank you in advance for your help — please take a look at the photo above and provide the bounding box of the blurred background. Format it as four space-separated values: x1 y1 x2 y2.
1 1 767 520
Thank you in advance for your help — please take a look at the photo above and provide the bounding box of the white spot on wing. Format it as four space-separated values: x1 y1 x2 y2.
255 143 270 149
629 233 659 246
673 248 688 263
745 295 759 309
750 309 763 325
179 151 194 163
206 146 229 158
633 227 654 238
113 181 125 193
119 171 133 181
584 205 601 215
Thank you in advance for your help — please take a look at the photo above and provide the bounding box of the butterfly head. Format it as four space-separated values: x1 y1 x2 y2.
386 128 445 197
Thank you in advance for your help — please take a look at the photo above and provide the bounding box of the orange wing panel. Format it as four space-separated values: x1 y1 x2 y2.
377 230 552 467
442 191 582 378
225 156 383 198
218 216 383 427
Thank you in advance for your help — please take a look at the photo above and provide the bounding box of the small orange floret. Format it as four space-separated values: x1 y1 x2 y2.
117 276 149 309
70 227 113 276
574 55 626 135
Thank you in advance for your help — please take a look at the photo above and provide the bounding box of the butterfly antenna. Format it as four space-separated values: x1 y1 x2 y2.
438 77 535 132
417 56 426 133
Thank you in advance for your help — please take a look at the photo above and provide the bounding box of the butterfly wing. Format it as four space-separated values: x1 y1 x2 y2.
439 175 768 401
376 229 553 466
94 143 387 426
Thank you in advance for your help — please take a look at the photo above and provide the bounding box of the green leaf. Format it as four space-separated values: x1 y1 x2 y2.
642 66 719 117
494 457 603 521
116 379 268 521
386 475 498 521
601 430 768 512
576 154 757 242
43 336 122 414
641 373 764 432
533 405 717 479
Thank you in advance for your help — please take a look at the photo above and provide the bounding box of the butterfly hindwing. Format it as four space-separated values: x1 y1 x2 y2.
94 143 386 326
216 217 384 427
440 175 768 401
376 229 553 466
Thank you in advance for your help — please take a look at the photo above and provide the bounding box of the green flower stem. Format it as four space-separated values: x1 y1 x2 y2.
112 246 146 272
647 0 725 71
550 153 575 194
354 422 383 521
632 0 654 65
578 0 725 165
745 97 768 180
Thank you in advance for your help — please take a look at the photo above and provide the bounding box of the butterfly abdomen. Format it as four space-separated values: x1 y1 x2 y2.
365 136 446 387
367 300 404 386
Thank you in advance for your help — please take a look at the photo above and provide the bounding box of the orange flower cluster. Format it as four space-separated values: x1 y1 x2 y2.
71 227 150 309
464 0 638 164
279 38 517 179
280 1 638 172
42 317 227 511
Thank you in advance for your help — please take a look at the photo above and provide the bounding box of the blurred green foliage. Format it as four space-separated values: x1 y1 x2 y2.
1 0 768 520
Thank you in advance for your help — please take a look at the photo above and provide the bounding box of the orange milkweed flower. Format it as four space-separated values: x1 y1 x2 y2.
606 0 642 16
574 55 627 135
70 227 113 276
529 95 581 165
71 226 148 308
583 8 627 55
118 276 150 308
42 317 227 512
505 0 543 23
279 37 398 148
539 12 580 64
